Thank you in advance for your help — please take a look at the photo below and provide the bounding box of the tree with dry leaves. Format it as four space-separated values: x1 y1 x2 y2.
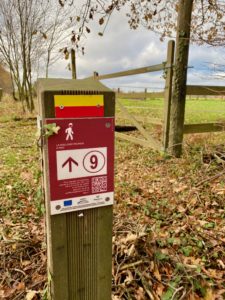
59 0 225 47
62 0 225 156
0 0 73 111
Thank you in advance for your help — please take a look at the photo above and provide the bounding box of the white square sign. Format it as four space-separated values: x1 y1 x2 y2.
56 147 107 180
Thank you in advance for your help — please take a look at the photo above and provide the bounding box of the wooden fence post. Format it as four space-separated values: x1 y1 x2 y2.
38 78 115 300
71 49 77 79
144 88 147 100
93 71 99 79
169 0 193 157
163 40 175 151
117 88 120 99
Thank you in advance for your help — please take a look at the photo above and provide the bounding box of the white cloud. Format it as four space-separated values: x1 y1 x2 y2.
48 8 225 90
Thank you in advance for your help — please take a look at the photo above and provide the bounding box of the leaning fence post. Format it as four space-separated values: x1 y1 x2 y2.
144 88 147 100
93 71 99 80
163 40 175 151
71 49 77 79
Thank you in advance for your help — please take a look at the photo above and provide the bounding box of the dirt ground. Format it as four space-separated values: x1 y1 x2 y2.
0 97 225 299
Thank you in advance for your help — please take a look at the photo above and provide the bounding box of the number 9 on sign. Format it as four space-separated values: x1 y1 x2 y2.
83 150 106 173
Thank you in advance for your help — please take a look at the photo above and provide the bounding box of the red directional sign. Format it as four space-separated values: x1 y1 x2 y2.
46 117 114 215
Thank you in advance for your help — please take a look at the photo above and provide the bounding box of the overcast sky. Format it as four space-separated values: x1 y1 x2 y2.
48 7 225 92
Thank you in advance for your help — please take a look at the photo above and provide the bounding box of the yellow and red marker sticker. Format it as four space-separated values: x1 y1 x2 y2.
54 95 104 118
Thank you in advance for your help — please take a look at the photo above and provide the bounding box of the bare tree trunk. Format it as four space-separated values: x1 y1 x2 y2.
0 0 74 112
46 49 51 78
169 0 193 157
10 70 18 101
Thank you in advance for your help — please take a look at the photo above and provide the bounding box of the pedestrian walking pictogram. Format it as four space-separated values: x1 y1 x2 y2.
65 123 74 140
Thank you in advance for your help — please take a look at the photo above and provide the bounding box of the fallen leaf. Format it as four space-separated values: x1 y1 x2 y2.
217 259 225 269
136 287 145 300
124 270 134 285
153 265 161 281
174 185 188 193
189 292 201 300
26 290 37 300
204 288 215 300
16 282 25 291
156 283 164 296
6 185 13 190
177 205 186 213
20 171 33 182
22 260 31 267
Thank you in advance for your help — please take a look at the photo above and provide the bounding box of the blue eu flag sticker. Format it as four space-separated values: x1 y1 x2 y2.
64 200 72 207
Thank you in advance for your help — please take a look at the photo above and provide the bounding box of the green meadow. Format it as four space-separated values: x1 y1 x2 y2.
118 97 225 124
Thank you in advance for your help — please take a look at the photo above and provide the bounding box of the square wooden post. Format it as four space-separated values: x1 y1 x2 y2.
37 78 115 300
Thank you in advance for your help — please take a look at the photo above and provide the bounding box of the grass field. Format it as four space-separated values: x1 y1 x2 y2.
0 95 225 299
118 98 225 124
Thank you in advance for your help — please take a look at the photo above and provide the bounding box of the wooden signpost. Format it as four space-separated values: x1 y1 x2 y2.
37 78 115 300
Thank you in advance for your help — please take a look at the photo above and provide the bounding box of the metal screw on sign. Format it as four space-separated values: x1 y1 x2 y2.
105 122 111 128
56 205 61 210
60 105 64 110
